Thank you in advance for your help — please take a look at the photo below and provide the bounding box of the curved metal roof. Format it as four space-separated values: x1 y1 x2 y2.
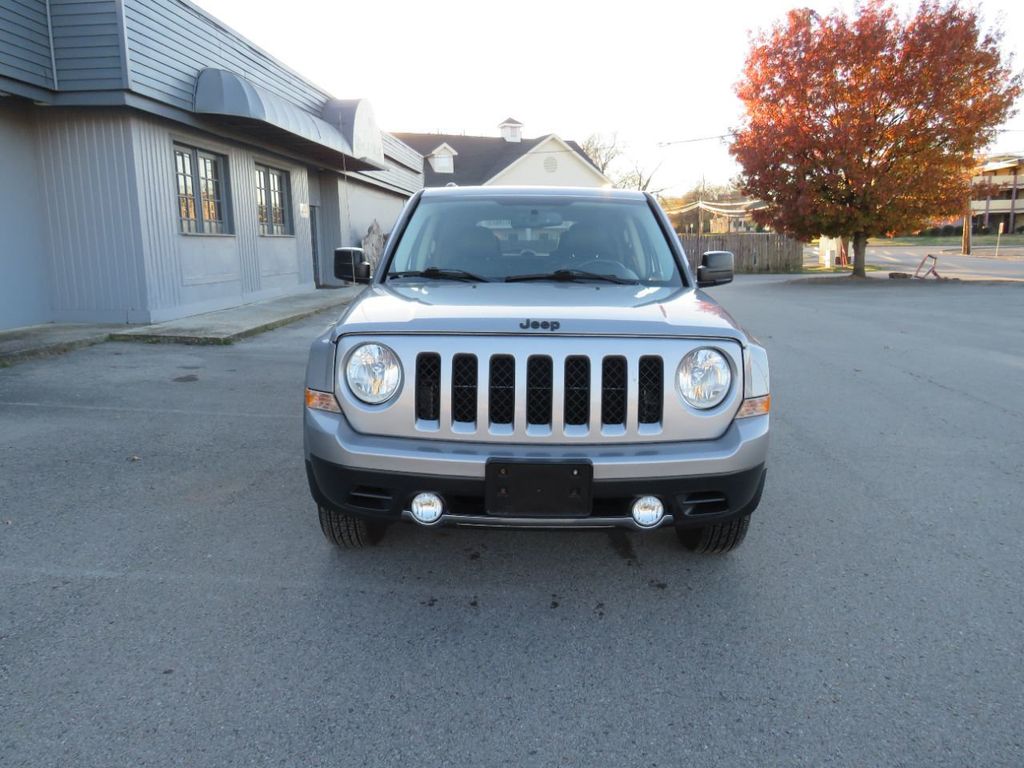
193 69 384 172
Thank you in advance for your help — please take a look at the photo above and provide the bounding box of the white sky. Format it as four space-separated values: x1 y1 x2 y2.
194 0 1023 195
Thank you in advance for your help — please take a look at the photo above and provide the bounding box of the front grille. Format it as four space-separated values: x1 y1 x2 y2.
415 353 440 421
638 356 663 424
601 356 627 426
489 355 515 426
526 356 553 425
564 356 590 426
411 351 667 437
451 353 477 423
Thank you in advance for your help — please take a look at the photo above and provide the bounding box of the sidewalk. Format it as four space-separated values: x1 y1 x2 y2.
1 287 360 366
109 287 360 345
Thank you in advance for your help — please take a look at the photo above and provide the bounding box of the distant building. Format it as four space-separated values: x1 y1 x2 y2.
0 0 423 331
393 119 610 188
971 155 1022 234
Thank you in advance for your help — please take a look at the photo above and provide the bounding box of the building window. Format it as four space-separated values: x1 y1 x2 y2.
256 164 292 235
174 145 230 234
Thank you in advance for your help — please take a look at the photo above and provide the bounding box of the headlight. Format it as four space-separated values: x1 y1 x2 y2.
345 343 402 404
677 348 731 409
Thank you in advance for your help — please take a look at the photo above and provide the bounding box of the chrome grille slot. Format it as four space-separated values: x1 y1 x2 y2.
489 355 515 426
451 353 477 424
601 356 628 427
564 356 590 426
638 356 663 425
526 356 553 426
415 353 440 422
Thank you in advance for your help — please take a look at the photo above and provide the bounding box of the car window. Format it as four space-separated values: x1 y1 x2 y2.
387 196 683 285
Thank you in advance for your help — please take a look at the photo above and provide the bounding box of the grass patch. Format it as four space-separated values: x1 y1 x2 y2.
799 264 886 273
871 234 1024 248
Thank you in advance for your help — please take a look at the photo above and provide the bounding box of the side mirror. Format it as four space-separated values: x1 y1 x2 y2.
697 250 734 287
334 247 372 284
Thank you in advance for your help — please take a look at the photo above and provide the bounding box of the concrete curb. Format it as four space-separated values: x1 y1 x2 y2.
2 288 359 365
107 304 339 345
785 274 1024 286
0 332 113 367
107 288 359 346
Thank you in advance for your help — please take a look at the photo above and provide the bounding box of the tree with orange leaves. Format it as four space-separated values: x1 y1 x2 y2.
731 1 1021 277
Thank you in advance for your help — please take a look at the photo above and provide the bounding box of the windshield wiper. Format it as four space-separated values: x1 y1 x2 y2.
389 267 489 283
505 269 636 285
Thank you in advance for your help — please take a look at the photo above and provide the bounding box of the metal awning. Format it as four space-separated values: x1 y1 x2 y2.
193 69 385 172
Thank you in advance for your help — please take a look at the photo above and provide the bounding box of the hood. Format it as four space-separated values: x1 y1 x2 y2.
332 282 747 341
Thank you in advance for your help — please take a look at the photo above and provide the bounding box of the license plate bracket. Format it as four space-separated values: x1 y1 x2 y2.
485 460 593 517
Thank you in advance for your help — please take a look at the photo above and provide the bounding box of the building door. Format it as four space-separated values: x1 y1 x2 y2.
310 205 321 287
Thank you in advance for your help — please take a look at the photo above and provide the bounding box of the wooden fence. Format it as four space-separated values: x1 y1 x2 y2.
677 233 803 274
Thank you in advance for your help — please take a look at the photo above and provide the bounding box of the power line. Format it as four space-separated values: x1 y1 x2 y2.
657 126 1024 148
657 133 735 147
662 200 767 216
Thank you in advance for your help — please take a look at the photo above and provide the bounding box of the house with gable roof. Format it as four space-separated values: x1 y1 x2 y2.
393 118 610 188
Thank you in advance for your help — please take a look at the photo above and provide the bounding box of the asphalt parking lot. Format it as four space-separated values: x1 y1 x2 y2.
2 276 1023 767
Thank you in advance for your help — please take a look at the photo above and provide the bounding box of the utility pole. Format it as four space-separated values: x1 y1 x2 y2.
697 200 703 254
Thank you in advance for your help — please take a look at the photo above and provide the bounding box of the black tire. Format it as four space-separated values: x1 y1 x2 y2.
318 505 387 549
676 514 751 554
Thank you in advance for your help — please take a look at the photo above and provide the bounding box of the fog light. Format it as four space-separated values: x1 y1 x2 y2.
409 492 444 525
631 496 665 528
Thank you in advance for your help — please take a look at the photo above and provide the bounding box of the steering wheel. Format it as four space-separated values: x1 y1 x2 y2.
564 258 640 281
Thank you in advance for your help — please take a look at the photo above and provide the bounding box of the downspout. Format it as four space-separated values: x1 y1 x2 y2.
44 0 59 90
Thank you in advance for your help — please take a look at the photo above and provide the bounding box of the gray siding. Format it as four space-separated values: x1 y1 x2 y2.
35 108 148 322
363 133 423 195
316 174 407 286
49 0 126 90
129 113 313 321
342 179 405 243
0 0 55 89
0 0 415 328
122 0 327 114
0 101 51 329
382 133 422 173
360 160 422 197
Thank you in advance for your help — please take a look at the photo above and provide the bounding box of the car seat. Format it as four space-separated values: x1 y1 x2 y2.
556 223 620 263
436 225 502 274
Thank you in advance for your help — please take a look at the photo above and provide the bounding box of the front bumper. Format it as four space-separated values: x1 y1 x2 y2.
304 409 769 481
304 409 769 529
307 456 765 530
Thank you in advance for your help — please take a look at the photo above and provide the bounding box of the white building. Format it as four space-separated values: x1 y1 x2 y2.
394 119 610 188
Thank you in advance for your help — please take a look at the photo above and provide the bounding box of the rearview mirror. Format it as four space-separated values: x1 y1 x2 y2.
334 247 372 284
697 250 734 287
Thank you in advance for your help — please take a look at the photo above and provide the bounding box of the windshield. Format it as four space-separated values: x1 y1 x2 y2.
385 195 684 286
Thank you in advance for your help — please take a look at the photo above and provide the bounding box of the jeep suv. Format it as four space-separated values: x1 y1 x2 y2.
303 187 769 553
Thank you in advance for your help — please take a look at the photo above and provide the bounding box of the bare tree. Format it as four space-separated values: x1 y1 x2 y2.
615 162 665 195
580 133 622 174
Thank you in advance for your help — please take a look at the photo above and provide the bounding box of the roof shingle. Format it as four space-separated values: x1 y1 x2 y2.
392 132 600 187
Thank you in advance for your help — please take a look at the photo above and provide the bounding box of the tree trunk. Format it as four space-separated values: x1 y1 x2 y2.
852 233 868 277
961 212 972 255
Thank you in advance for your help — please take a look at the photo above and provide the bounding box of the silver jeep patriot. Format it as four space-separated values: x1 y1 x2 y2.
304 187 769 553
